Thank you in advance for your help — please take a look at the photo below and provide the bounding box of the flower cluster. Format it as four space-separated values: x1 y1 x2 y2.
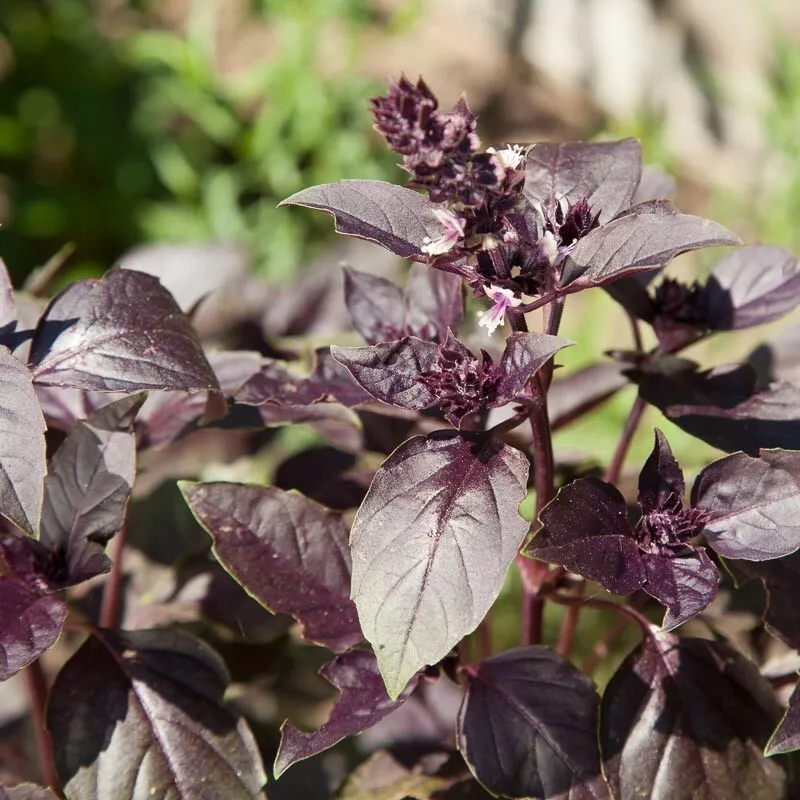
650 278 710 328
417 341 501 425
634 489 710 556
371 77 526 254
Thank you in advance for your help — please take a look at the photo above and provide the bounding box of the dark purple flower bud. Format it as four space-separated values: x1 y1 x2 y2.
370 75 439 155
549 196 600 247
651 278 710 327
635 505 710 556
417 337 501 425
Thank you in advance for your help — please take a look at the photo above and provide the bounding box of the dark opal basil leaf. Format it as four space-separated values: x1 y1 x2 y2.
0 347 46 536
331 338 440 412
117 243 248 313
0 576 67 680
548 362 628 430
601 633 785 800
529 478 646 595
305 347 374 407
641 550 719 631
458 646 609 800
766 679 800 755
731 553 800 649
704 244 800 331
28 268 218 392
748 323 800 386
559 201 740 292
639 363 800 454
0 785 58 800
47 629 266 799
523 139 642 223
496 332 572 400
692 450 800 560
350 432 529 698
637 429 685 514
274 650 418 777
404 264 463 341
603 269 662 321
280 180 442 260
181 482 361 652
343 267 406 344
41 394 143 587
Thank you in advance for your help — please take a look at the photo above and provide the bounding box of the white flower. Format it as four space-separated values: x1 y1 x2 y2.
486 144 526 170
477 284 522 336
421 208 466 256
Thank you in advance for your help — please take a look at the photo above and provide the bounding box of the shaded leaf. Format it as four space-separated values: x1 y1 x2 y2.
28 268 218 392
275 650 418 777
0 348 46 535
404 265 463 342
281 180 442 260
47 629 266 799
458 646 609 800
530 478 646 595
523 140 642 223
638 362 800 454
748 323 800 386
631 165 676 205
181 482 361 652
0 576 67 680
41 394 143 586
693 450 800 560
559 201 740 292
730 553 800 649
637 428 685 514
350 432 530 698
767 679 800 755
705 244 800 331
601 633 785 800
331 338 440 411
343 267 406 344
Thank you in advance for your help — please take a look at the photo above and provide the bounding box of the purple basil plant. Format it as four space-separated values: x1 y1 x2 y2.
3 76 800 800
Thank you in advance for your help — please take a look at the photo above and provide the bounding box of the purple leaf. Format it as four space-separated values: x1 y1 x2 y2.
523 139 642 223
0 786 58 800
305 347 374 407
0 576 67 680
641 549 719 631
274 649 418 777
529 478 646 595
0 347 46 536
639 363 800 454
28 268 218 392
705 244 800 330
331 337 441 411
601 633 785 800
548 362 628 430
117 243 248 313
559 201 740 292
41 394 143 587
496 332 573 400
343 267 406 344
458 646 610 800
280 180 442 260
637 429 685 514
731 553 800 649
181 482 361 652
767 679 800 755
404 264 463 341
350 432 530 698
748 323 800 386
47 629 266 799
692 450 800 560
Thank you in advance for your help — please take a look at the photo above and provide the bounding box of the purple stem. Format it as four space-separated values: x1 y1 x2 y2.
99 519 129 629
605 395 648 486
26 660 63 796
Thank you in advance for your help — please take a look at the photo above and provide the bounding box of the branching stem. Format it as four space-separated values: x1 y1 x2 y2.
605 394 647 486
